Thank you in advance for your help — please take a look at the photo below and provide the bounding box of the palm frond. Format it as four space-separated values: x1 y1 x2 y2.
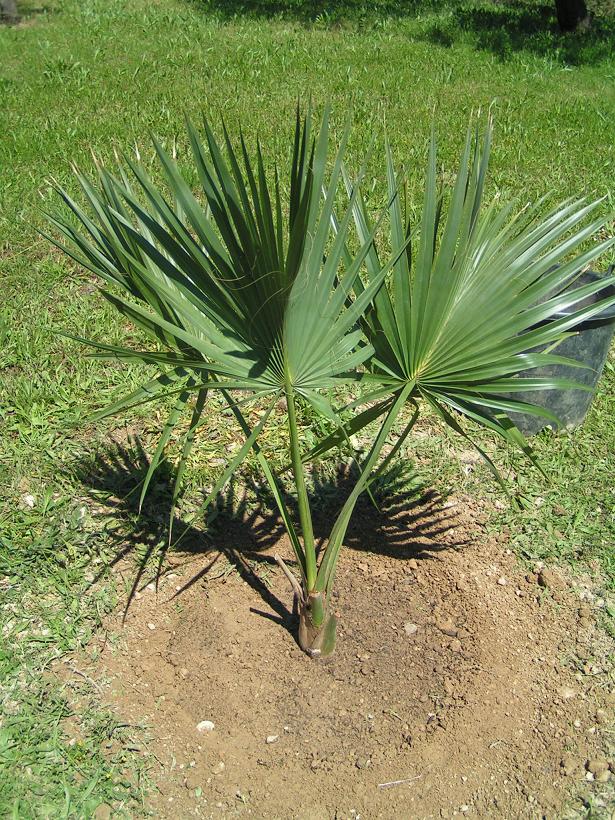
350 117 615 442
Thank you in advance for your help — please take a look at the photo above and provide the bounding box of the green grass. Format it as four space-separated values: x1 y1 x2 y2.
1 0 614 813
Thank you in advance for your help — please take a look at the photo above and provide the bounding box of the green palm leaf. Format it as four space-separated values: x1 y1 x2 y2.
349 117 615 450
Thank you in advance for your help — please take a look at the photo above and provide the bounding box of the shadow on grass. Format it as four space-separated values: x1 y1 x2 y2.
190 0 426 22
191 0 615 65
76 435 466 646
423 2 615 65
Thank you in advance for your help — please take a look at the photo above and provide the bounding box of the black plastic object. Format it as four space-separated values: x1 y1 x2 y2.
506 269 615 436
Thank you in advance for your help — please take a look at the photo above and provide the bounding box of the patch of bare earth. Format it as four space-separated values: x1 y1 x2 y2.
70 494 614 818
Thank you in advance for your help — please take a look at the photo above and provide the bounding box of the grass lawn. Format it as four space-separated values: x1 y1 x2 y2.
1 0 614 814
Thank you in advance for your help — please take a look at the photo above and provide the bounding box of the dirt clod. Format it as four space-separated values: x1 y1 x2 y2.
526 572 538 584
537 568 566 591
561 755 579 777
587 758 610 776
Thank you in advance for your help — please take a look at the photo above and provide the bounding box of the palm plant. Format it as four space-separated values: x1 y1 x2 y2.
46 108 614 659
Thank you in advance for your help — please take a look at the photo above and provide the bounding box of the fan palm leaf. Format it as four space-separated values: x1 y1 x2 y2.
340 118 615 471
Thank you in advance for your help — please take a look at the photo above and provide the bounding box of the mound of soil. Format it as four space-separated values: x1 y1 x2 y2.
75 493 614 818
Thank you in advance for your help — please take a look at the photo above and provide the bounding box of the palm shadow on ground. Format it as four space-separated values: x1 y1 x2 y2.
76 435 467 646
190 0 615 65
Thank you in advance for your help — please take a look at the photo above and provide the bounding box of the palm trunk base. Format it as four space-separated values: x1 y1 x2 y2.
298 604 337 658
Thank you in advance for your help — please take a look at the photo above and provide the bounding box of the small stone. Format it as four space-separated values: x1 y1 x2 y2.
457 628 471 640
407 559 419 570
196 720 215 733
559 687 577 700
444 678 455 696
147 622 156 631
358 562 369 573
22 494 35 508
437 620 458 638
449 639 463 653
456 578 469 592
404 622 419 636
212 761 225 774
587 758 609 776
595 709 607 725
146 582 156 591
460 805 470 813
93 805 112 820
355 757 370 770
179 667 189 678
497 577 507 586
266 735 279 744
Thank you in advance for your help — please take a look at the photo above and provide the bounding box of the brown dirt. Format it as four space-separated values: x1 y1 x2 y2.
68 492 614 818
